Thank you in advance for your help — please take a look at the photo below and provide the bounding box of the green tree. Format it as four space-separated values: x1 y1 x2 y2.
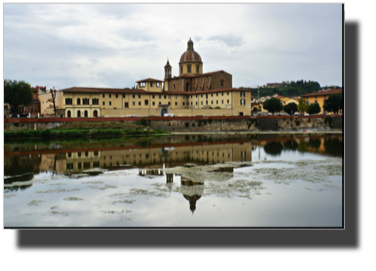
298 98 308 115
263 98 283 115
308 103 321 115
323 93 343 114
4 80 33 115
283 103 298 115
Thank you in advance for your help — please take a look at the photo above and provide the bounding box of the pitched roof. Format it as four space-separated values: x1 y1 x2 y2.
171 70 231 79
60 87 147 94
59 87 249 96
136 78 163 83
302 88 342 97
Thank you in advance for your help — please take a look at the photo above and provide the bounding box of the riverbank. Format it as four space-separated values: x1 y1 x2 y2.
4 128 168 140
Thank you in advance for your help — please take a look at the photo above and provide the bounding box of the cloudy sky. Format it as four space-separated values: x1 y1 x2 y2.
4 3 343 90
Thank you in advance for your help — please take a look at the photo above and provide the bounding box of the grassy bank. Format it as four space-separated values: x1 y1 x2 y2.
4 128 169 140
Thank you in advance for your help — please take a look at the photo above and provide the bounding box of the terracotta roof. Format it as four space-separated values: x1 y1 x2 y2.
179 50 202 63
59 87 248 96
136 78 163 83
302 88 342 97
60 87 148 94
172 70 231 79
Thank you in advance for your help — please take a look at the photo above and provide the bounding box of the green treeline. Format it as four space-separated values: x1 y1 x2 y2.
240 80 324 98
4 128 168 140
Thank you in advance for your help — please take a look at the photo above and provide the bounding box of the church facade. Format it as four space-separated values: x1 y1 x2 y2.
41 39 253 117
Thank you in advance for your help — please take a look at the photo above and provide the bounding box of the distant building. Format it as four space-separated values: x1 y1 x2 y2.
266 82 284 88
302 88 342 114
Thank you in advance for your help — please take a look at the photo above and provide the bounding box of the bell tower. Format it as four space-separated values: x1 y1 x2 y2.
164 59 172 80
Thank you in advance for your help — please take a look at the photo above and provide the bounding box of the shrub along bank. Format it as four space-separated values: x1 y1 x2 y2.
4 128 168 140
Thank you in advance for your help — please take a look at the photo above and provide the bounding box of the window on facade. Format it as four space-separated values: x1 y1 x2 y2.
152 102 155 106
145 100 148 105
201 101 203 105
227 92 229 95
109 101 112 106
77 98 81 105
196 66 199 73
221 80 224 87
222 100 224 104
138 95 141 98
306 101 309 105
159 102 161 105
115 94 118 98
315 100 318 104
211 94 213 97
227 100 229 103
92 98 99 105
181 67 183 73
241 92 245 97
211 101 213 105
150 82 153 87
83 98 89 105
123 94 125 98
175 95 177 99
196 102 198 105
152 95 155 99
103 102 105 106
138 102 141 106
103 94 105 98
201 94 203 98
159 95 161 99
191 102 192 105
188 66 191 73
168 102 170 106
157 83 160 87
175 102 178 106
109 94 111 98
216 100 218 104
65 98 72 105
206 101 208 105
124 102 129 108
173 84 176 90
164 95 166 99
183 102 185 106
216 93 218 97
132 102 135 106
240 99 245 105
183 96 185 99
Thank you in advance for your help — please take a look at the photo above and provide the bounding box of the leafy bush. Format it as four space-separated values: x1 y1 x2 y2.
192 123 195 127
295 120 300 126
208 119 212 125
324 116 333 128
185 122 189 128
140 118 149 126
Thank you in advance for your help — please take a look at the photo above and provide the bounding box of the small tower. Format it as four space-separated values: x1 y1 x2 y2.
164 59 172 80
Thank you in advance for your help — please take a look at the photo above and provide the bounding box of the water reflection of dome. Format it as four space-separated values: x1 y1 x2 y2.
181 179 204 214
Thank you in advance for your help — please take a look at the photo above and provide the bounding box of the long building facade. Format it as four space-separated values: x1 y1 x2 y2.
41 39 253 117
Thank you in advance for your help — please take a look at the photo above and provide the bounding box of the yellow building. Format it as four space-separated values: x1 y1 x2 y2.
43 38 253 117
302 88 342 114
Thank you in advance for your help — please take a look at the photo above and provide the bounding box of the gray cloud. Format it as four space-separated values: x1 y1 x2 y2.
208 33 245 48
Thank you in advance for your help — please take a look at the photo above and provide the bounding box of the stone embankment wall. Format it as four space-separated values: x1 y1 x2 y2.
150 117 341 132
4 116 342 132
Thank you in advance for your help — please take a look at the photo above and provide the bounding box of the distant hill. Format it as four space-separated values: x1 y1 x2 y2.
240 80 340 98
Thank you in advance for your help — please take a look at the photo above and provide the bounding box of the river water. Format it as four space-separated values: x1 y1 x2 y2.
4 134 343 228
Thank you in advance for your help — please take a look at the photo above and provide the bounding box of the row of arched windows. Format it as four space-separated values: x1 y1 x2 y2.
66 110 98 118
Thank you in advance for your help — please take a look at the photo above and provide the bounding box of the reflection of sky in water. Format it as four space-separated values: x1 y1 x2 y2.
4 157 342 230
4 147 342 227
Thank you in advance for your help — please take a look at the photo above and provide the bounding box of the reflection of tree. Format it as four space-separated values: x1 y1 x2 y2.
4 156 34 183
324 138 342 157
298 141 309 153
309 138 322 150
283 140 299 151
264 142 283 156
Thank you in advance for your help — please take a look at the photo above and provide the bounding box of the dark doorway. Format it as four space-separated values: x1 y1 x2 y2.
84 110 88 117
77 111 81 118
239 112 244 116
186 83 189 92
161 108 167 116
93 110 98 117
67 111 71 118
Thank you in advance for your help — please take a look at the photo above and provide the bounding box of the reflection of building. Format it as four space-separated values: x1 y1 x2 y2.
181 178 204 214
54 141 253 174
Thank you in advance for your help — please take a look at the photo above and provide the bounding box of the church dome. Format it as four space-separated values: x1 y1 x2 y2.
179 38 203 64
